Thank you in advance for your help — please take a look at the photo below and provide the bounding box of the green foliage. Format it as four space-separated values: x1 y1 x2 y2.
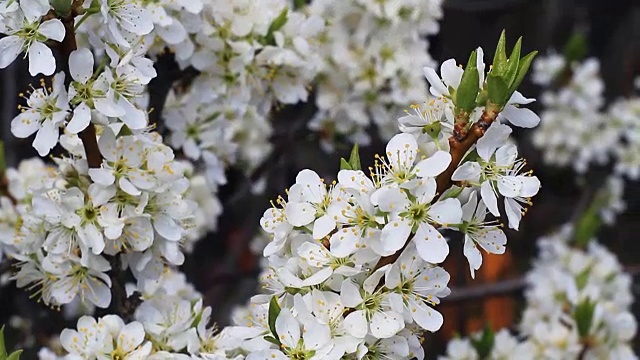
509 50 538 96
340 144 362 171
293 0 307 9
263 8 289 45
50 0 73 16
575 268 592 290
423 121 442 141
470 324 495 359
0 326 23 360
485 30 538 109
348 144 361 171
455 50 480 117
574 299 596 339
267 296 282 345
573 186 613 248
563 32 588 63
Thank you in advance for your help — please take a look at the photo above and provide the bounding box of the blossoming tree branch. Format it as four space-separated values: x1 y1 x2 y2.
0 0 550 358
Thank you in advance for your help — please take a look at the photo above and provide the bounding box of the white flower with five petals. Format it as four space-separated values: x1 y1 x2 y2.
0 6 65 75
460 192 507 278
11 72 69 156
452 123 540 229
377 178 462 263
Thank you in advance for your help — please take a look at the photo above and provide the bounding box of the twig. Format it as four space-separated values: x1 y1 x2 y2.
443 264 640 304
444 277 526 303
0 176 17 205
373 108 499 271
60 10 102 169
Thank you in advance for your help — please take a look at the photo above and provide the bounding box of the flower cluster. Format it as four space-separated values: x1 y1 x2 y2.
39 268 239 359
532 54 640 178
148 0 325 191
223 43 542 358
0 0 215 311
0 2 544 357
440 329 534 360
307 0 444 148
438 227 638 359
518 225 637 359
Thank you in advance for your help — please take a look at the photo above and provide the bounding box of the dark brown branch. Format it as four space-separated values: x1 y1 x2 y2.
0 176 17 205
60 10 102 169
443 265 640 304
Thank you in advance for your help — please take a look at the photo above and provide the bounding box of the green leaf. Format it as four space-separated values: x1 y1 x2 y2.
504 37 522 87
50 0 73 16
455 50 480 113
268 296 281 339
491 30 508 76
575 268 591 290
440 185 465 201
574 299 596 339
509 50 538 95
118 125 133 137
573 199 602 248
461 148 481 163
340 158 352 170
7 350 22 360
264 8 289 44
263 335 280 346
422 122 442 141
563 32 588 63
0 325 6 358
348 144 361 171
293 0 307 9
487 74 509 106
470 324 495 359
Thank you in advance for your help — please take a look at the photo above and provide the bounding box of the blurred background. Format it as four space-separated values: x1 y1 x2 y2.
1 0 640 358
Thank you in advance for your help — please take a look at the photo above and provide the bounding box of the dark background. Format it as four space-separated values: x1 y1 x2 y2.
0 0 639 357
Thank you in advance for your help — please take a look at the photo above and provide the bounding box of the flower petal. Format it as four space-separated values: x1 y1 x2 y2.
11 110 41 138
423 66 448 96
463 236 482 278
408 298 443 332
414 223 449 264
38 19 66 42
451 161 481 182
0 36 24 69
508 91 536 105
69 48 94 83
476 122 512 161
499 104 540 128
415 150 451 178
480 181 500 216
344 310 368 339
275 309 301 348
66 102 91 133
497 176 523 198
285 202 316 227
386 133 418 171
370 310 403 338
28 41 56 76
440 58 463 89
380 218 412 254
33 119 59 156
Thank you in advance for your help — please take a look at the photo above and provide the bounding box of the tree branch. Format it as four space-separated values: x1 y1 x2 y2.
373 109 500 271
60 10 102 169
